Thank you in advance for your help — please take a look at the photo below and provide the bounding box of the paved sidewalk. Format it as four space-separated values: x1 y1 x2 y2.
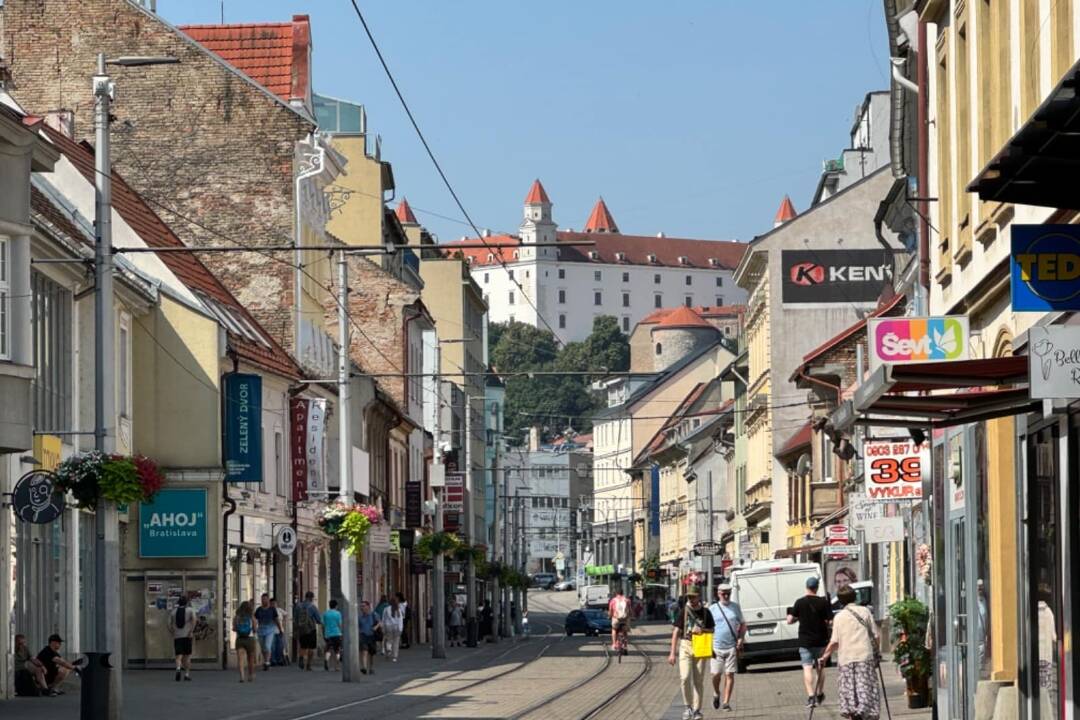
661 660 932 719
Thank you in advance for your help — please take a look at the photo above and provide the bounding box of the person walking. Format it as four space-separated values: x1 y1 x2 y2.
270 598 288 666
169 596 197 682
294 591 322 671
233 601 257 683
448 599 464 647
787 576 833 708
667 588 715 720
254 594 280 672
322 599 343 672
818 586 882 720
708 583 746 712
358 600 381 675
381 595 404 662
397 592 411 649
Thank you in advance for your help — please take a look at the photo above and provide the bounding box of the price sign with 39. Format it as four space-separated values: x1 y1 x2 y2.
863 440 926 502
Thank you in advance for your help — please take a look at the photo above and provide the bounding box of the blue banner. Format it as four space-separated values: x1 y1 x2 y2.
224 373 262 482
1011 225 1080 311
139 488 208 558
649 465 660 538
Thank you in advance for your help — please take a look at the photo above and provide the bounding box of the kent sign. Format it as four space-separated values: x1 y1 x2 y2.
863 440 927 502
139 488 208 558
781 249 894 305
1011 226 1080 310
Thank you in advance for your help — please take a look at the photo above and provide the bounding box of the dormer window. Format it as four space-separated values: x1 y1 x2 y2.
615 252 626 262
647 254 658 264
708 258 719 267
678 256 689 265
466 256 473 265
588 251 599 260
513 250 519 260
487 253 494 262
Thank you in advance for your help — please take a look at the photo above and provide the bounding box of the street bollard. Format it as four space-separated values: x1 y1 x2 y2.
80 652 111 720
465 617 478 647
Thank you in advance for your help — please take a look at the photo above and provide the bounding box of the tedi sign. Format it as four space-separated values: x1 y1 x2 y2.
867 316 969 368
1011 225 1080 311
781 249 894 304
139 488 208 558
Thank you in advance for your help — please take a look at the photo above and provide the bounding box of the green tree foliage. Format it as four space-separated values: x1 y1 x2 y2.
490 316 630 443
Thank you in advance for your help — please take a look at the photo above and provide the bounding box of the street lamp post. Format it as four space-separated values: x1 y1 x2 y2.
91 51 177 720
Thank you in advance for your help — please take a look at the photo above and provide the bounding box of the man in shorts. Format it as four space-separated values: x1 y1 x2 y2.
708 584 745 712
322 599 343 671
608 588 632 650
357 600 381 675
294 591 322 671
787 576 832 707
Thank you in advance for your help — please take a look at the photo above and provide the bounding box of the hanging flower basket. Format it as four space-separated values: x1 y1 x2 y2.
53 451 165 510
414 531 463 560
318 502 382 556
681 571 704 587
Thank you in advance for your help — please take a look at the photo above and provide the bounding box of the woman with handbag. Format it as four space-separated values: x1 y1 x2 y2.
667 588 716 720
818 586 882 720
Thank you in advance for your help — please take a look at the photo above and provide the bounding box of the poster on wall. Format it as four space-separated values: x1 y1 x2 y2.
823 559 860 599
863 439 927 501
223 373 263 482
139 488 208 558
781 249 894 304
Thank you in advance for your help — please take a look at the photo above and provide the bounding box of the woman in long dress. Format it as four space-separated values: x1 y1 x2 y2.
818 586 881 720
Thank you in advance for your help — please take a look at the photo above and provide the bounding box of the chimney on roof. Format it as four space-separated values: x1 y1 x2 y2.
529 426 541 452
774 195 797 227
656 232 665 238
43 110 74 139
482 229 491 237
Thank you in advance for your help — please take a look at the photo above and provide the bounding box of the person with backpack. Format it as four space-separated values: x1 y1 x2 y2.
254 594 281 672
708 583 746 712
608 588 632 651
233 601 257 683
817 586 882 720
294 591 322 671
169 596 197 682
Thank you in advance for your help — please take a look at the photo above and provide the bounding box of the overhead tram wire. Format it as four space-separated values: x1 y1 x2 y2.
345 0 568 348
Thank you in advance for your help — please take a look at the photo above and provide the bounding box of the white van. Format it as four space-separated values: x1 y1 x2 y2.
581 584 611 609
729 561 822 670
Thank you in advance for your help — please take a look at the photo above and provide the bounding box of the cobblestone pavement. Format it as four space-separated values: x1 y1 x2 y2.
1 591 933 720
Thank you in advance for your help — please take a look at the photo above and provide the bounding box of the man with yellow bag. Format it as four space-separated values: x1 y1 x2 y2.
668 587 716 720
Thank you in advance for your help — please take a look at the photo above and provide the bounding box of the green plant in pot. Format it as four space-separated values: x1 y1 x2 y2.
415 531 463 560
889 597 932 708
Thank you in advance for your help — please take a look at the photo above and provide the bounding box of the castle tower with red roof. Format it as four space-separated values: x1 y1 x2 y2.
584 198 619 233
520 179 556 261
774 195 797 227
649 306 719 371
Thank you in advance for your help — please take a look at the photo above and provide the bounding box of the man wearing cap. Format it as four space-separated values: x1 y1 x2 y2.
668 587 715 720
708 583 745 712
787 576 832 708
36 634 81 695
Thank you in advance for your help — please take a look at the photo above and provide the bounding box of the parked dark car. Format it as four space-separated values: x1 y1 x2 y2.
565 609 612 637
530 573 557 590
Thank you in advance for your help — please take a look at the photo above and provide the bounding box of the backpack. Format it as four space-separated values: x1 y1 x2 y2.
296 604 316 635
613 596 630 620
236 615 252 637
175 605 187 630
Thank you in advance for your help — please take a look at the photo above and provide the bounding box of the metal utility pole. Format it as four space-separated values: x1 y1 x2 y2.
464 394 477 646
501 470 512 637
90 51 177 720
431 343 446 659
491 437 502 641
707 469 715 601
336 252 360 681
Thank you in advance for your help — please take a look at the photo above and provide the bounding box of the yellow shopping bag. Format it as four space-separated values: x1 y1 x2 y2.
691 632 714 659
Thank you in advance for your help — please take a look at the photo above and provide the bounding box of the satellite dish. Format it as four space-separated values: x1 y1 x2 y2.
796 453 812 477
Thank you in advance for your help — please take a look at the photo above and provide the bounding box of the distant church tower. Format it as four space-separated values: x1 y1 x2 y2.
519 179 556 260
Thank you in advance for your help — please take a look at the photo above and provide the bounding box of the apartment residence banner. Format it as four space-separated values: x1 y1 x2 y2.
224 373 263 483
780 249 894 304
1011 225 1080 311
867 316 969 369
863 439 927 502
289 398 309 501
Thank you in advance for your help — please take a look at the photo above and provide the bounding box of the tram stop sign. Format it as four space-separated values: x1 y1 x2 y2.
693 541 723 556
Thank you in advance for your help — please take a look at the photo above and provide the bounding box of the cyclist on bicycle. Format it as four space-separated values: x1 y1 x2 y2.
608 588 632 650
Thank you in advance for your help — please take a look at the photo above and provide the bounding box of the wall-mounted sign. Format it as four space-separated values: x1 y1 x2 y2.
33 434 62 471
12 470 65 524
368 524 392 553
275 525 297 556
1011 225 1080 311
224 373 263 483
443 472 465 512
863 440 927 502
289 398 327 501
849 497 884 530
781 249 893 305
405 481 423 528
1029 325 1080 399
693 541 723 556
861 516 905 544
585 564 615 576
139 488 208 558
867 316 969 367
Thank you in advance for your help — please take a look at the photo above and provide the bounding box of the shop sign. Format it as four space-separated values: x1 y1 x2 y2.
368 524 391 553
781 249 894 305
405 481 423 528
139 488 208 558
1011 225 1080 311
12 470 65 524
275 525 297 556
443 472 465 512
224 373 263 482
289 398 327 501
1029 325 1080 399
861 516 905 544
585 564 614 576
867 316 969 368
33 434 62 471
863 440 927 501
825 543 861 556
825 524 849 541
849 498 884 530
693 541 723 556
389 530 401 555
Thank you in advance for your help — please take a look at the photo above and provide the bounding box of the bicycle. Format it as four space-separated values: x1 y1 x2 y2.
613 623 629 663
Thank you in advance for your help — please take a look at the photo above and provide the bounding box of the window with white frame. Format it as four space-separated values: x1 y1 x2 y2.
118 312 131 418
31 271 73 431
275 427 287 496
819 432 834 482
0 237 8 360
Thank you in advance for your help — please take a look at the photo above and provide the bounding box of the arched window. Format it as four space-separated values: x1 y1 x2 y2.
655 343 663 355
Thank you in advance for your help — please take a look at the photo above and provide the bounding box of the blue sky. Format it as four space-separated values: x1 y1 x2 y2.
163 2 890 243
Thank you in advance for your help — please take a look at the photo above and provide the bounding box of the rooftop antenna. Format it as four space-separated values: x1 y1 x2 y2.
221 0 225 23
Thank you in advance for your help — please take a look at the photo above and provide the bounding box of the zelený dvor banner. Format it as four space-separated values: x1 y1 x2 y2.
224 373 263 483
780 249 894 304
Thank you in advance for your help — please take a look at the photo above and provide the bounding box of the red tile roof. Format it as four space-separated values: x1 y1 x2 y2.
640 305 745 325
774 195 797 225
31 186 91 247
524 179 551 205
179 15 311 105
778 421 813 458
655 306 713 330
640 382 708 458
583 198 619 233
395 198 418 225
42 126 302 380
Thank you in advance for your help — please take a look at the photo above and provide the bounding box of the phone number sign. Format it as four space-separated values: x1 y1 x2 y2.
863 440 926 502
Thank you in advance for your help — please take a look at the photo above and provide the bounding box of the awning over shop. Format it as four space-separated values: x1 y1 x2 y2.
969 57 1080 207
774 543 827 558
830 356 1035 431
